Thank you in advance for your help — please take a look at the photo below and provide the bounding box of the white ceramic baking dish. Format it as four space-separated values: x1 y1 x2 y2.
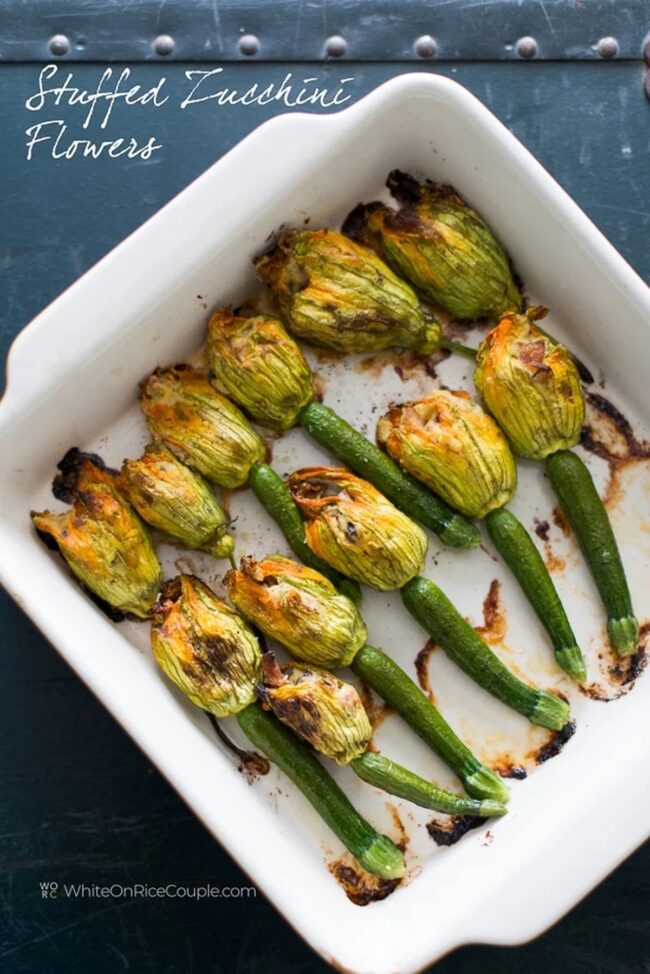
1 74 649 973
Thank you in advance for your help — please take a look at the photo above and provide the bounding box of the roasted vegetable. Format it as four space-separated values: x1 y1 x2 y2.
258 654 506 817
231 556 508 803
255 228 441 354
402 577 571 730
152 575 262 716
258 657 372 764
247 463 361 602
377 390 516 518
151 574 404 880
32 449 162 618
139 366 264 487
298 401 480 549
207 309 313 430
475 308 584 460
121 443 234 561
475 309 636 656
375 392 585 681
343 170 521 320
485 508 586 682
226 555 367 668
237 705 405 879
350 645 508 803
547 451 639 655
288 467 428 590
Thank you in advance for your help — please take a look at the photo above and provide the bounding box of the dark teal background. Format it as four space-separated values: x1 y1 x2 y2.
1 62 649 972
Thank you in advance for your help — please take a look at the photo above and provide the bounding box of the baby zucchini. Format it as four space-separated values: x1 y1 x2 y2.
351 752 506 818
401 577 570 730
351 644 509 802
546 450 639 655
485 508 586 682
238 704 405 880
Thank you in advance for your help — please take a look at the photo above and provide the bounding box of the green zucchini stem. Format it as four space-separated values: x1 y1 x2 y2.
439 338 478 358
401 577 571 730
351 644 509 803
546 450 639 656
485 507 586 682
351 752 506 817
236 703 405 880
298 401 480 549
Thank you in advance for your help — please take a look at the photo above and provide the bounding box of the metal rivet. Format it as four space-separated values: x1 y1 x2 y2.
414 35 437 59
324 35 347 58
516 36 538 59
239 34 260 56
596 36 619 59
48 34 70 57
153 34 175 56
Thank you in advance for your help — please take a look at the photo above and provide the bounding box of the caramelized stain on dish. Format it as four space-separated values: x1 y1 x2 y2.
355 347 450 382
544 549 566 573
328 856 401 905
552 506 571 537
260 428 284 464
526 719 576 765
415 640 438 704
580 622 649 701
426 815 482 847
386 803 409 852
311 371 326 402
357 680 394 732
581 391 650 509
489 756 527 780
536 522 565 570
608 623 648 686
487 721 575 780
311 347 346 366
532 518 566 572
474 579 506 644
533 518 550 543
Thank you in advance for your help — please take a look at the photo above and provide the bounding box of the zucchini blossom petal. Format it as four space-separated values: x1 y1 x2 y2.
31 449 162 619
151 574 262 717
377 390 517 518
139 366 265 487
121 443 234 560
343 170 521 321
226 555 367 668
475 308 585 459
207 309 314 430
257 655 371 765
255 228 441 354
288 467 428 590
